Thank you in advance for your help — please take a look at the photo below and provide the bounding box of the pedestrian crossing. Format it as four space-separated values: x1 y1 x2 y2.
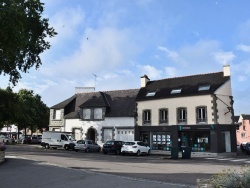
205 157 250 163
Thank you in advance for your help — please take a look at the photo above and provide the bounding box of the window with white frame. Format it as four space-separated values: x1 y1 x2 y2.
143 110 151 125
103 129 113 142
196 107 207 123
53 110 61 120
177 108 187 123
159 109 168 124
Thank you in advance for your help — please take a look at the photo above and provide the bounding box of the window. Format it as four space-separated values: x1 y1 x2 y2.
83 109 91 119
159 109 168 124
198 85 210 91
94 108 102 119
143 110 151 125
103 129 113 142
171 89 182 94
243 126 246 131
53 110 61 120
82 108 103 120
177 108 187 123
146 92 156 97
241 133 246 138
196 107 207 123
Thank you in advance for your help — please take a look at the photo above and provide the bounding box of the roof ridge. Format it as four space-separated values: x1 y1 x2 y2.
151 71 223 82
76 88 139 95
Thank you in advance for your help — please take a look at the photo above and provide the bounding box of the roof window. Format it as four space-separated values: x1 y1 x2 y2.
146 92 156 97
171 89 182 94
198 85 210 91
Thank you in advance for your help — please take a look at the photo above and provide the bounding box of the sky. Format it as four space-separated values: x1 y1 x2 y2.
1 0 250 115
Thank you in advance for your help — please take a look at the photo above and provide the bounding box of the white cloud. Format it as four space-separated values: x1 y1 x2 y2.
236 44 250 53
164 67 178 77
137 65 162 80
213 51 236 65
158 46 181 63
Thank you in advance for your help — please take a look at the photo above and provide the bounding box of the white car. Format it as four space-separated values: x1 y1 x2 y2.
0 135 13 143
121 141 150 156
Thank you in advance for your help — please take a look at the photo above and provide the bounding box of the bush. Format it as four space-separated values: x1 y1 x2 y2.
210 165 250 188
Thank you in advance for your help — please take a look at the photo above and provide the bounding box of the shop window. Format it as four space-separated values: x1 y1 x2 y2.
159 109 168 124
143 110 151 125
196 106 207 123
177 108 187 124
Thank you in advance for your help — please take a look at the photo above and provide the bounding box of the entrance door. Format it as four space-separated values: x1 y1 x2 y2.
87 128 96 141
142 133 149 145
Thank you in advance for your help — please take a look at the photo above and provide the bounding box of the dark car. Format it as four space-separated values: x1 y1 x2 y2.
16 136 31 144
102 140 124 155
245 142 250 155
240 142 247 153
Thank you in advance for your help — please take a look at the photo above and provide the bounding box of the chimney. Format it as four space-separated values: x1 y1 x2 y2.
141 75 150 87
223 65 230 77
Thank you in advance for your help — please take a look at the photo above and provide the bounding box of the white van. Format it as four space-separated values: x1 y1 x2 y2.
41 131 76 150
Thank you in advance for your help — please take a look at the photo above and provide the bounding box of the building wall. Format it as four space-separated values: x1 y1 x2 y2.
64 117 135 144
137 95 215 125
214 80 233 124
236 116 250 145
49 109 65 130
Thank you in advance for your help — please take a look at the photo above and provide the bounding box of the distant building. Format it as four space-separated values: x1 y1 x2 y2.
235 114 250 144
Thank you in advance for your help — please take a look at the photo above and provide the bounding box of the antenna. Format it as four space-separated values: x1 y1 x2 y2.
92 73 97 91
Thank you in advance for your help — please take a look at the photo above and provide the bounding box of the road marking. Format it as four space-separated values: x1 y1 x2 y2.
230 159 248 162
217 158 235 160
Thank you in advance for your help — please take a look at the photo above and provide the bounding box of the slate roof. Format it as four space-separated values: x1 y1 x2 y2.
51 89 139 119
136 71 230 101
234 115 240 123
241 114 250 120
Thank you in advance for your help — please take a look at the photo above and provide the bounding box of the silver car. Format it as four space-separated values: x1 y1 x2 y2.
74 140 101 152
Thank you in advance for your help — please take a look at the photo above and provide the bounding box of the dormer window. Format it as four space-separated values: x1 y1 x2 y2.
82 108 104 120
198 85 210 91
146 92 156 97
171 89 182 94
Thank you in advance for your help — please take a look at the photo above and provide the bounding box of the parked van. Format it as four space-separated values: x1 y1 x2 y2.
41 131 76 150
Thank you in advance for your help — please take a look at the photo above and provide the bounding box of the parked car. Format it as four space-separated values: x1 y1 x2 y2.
0 142 6 151
102 140 124 155
240 142 247 153
0 135 13 144
16 136 31 144
30 135 42 144
121 141 150 156
74 140 101 152
245 142 250 155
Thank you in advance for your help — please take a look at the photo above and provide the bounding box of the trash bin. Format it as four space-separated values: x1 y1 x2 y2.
171 147 179 159
181 146 191 159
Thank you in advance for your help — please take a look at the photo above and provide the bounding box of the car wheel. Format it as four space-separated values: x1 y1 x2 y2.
103 151 107 154
116 149 120 155
97 147 101 152
5 140 9 144
85 147 90 153
147 149 151 156
136 150 140 156
122 152 125 156
64 145 69 150
45 144 50 149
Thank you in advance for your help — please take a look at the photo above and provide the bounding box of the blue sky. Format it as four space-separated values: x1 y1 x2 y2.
1 0 250 115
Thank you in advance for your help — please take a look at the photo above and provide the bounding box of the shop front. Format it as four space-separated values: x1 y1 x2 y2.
135 124 237 154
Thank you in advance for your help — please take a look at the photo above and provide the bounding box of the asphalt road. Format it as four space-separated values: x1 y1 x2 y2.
1 145 249 188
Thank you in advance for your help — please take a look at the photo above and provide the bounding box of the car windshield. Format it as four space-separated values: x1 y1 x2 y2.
124 142 135 145
105 141 114 145
66 134 76 141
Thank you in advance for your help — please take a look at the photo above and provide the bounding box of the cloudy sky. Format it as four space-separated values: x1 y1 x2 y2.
1 0 250 115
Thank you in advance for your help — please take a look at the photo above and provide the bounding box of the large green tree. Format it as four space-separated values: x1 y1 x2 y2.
0 0 57 85
16 89 49 135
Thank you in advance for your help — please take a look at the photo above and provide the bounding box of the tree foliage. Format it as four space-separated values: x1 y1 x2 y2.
0 87 49 133
0 0 57 85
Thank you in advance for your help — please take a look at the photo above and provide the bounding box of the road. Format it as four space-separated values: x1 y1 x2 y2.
1 145 249 188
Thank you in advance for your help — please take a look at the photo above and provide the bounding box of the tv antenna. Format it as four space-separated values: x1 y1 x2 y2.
92 73 97 91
